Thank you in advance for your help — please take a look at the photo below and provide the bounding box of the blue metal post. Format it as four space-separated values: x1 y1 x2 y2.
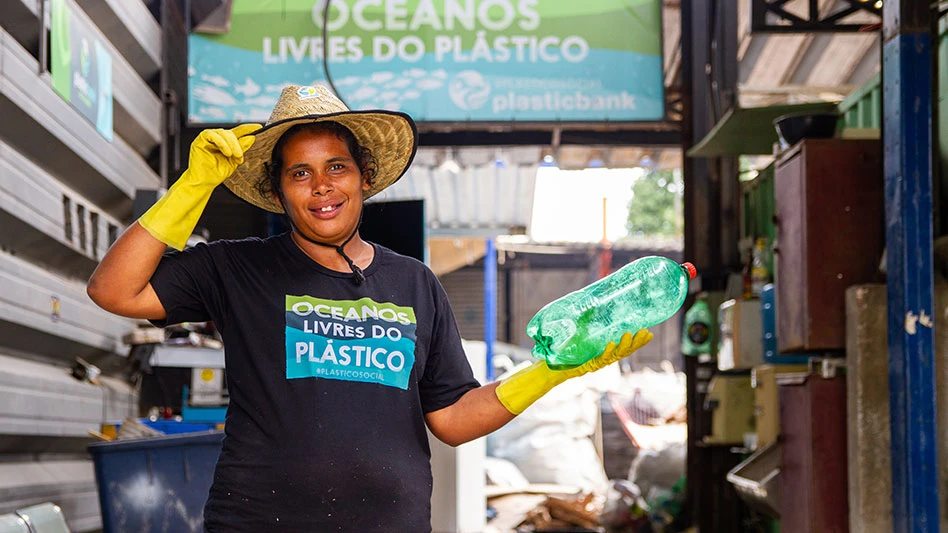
883 2 939 530
484 237 497 381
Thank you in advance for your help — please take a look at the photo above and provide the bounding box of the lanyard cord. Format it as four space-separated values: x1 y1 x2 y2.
277 190 366 285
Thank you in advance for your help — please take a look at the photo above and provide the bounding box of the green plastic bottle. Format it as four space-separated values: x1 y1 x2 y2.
682 293 713 356
527 256 696 369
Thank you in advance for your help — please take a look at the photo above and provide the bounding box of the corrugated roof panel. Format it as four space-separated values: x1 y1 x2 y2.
745 34 810 88
732 0 881 108
375 147 538 235
806 33 878 87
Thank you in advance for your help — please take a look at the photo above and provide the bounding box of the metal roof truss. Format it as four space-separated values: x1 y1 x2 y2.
751 0 881 33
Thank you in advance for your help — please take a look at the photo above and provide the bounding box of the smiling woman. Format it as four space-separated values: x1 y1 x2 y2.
260 122 377 277
86 83 655 532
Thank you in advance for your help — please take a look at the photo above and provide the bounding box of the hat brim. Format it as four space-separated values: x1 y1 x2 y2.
225 110 418 213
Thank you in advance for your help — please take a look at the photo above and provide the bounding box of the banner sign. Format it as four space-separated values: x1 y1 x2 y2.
51 0 113 141
187 0 664 123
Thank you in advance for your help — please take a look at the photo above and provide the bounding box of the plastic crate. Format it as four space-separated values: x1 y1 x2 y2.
88 430 223 533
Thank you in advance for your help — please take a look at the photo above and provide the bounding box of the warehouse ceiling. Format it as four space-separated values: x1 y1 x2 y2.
427 0 881 170
660 0 880 111
372 0 883 238
734 0 880 107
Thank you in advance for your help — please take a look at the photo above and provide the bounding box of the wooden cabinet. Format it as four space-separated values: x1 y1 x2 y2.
779 372 849 532
773 139 883 353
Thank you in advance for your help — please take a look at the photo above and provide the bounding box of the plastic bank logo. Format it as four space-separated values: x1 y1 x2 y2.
493 90 637 114
449 71 491 110
296 85 319 100
284 295 417 389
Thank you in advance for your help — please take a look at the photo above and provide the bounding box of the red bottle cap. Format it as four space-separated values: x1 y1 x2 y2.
682 262 697 279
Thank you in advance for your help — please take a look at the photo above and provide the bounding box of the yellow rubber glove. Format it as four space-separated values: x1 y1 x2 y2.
495 329 654 415
139 123 261 250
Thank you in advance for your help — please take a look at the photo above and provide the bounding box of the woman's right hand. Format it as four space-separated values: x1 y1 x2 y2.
186 123 261 186
88 123 263 317
137 123 261 250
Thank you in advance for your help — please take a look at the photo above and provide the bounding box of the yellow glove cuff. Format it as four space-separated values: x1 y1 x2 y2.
495 360 571 415
138 170 213 251
139 124 259 250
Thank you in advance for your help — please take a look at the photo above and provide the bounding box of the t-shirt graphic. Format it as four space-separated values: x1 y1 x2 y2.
285 295 417 390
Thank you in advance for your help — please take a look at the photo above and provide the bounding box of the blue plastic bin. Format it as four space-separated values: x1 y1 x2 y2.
124 418 222 435
88 430 223 533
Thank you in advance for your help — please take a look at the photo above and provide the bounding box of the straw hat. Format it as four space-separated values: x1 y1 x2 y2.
225 84 417 213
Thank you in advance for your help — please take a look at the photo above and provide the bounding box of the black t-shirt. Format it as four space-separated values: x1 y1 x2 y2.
149 233 480 532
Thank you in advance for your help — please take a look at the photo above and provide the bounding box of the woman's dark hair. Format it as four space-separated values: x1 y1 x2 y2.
258 121 378 202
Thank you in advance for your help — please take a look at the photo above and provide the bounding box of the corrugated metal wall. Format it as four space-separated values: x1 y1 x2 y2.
507 268 595 349
440 267 508 343
0 0 160 529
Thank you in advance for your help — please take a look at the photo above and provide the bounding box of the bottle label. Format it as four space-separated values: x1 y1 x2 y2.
687 321 711 344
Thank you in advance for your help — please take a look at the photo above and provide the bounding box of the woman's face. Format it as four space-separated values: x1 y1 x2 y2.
277 129 370 245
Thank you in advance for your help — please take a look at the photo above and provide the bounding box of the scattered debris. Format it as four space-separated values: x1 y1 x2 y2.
485 365 690 532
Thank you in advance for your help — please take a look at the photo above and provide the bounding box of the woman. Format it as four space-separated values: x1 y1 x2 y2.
87 85 651 532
